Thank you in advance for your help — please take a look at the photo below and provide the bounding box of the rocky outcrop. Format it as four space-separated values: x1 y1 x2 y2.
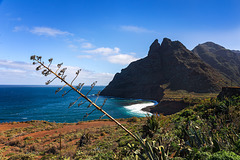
142 100 189 115
217 87 240 100
100 38 228 101
231 50 240 54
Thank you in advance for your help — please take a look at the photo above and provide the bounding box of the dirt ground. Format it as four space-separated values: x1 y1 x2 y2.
0 120 126 159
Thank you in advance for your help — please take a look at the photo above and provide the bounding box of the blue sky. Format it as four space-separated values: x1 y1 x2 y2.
0 0 240 85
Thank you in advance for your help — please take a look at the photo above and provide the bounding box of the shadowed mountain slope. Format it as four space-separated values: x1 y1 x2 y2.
100 38 228 101
193 42 240 86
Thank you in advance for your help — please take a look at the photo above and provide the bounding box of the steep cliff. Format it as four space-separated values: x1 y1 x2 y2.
193 42 240 86
100 38 227 101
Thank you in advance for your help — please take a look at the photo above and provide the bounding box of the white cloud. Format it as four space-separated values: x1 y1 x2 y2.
68 44 78 51
0 60 35 70
120 25 154 33
0 60 41 84
13 26 29 32
81 45 139 65
30 27 73 36
0 68 26 73
83 47 120 55
76 70 114 86
0 59 113 85
130 52 137 55
68 44 78 48
81 42 95 49
13 26 73 37
74 38 86 43
107 54 139 65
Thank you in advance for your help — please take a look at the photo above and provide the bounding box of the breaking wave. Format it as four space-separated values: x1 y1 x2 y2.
124 102 155 116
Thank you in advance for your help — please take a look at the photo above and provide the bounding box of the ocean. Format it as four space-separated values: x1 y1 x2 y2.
0 85 157 123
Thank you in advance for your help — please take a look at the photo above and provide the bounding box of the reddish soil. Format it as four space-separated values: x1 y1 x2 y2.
0 120 126 159
1 121 121 141
20 121 119 140
0 122 31 131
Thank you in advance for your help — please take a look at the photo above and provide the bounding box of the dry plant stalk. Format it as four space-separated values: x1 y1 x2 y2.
30 55 137 141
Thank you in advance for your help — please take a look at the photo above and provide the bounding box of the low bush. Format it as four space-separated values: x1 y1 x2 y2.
207 150 240 160
7 153 35 160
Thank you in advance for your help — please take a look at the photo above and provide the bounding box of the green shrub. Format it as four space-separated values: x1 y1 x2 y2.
180 109 194 117
127 117 139 122
235 139 240 153
23 136 33 140
142 114 160 138
8 153 35 160
130 134 168 160
194 151 211 160
207 150 240 160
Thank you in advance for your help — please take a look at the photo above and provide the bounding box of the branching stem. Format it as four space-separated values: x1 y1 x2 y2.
35 60 138 141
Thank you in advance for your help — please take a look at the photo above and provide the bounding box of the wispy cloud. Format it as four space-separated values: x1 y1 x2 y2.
76 70 114 85
55 65 114 85
107 54 138 65
68 44 78 51
0 60 34 71
66 40 95 52
83 47 120 56
81 46 139 65
30 27 73 36
120 25 154 33
74 38 86 43
13 26 29 32
0 59 113 85
81 42 95 49
0 60 40 84
13 26 73 37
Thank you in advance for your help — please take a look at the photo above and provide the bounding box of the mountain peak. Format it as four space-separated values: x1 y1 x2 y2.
148 38 187 57
198 42 225 52
202 41 223 47
160 38 186 50
101 38 226 101
150 39 160 50
161 38 172 48
148 39 161 56
193 42 240 86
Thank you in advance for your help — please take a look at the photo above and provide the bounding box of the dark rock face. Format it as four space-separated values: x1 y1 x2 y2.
100 38 227 101
142 100 189 115
217 87 240 100
231 50 240 54
193 42 240 86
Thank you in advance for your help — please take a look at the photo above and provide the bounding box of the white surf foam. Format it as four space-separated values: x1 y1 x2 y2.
124 102 154 116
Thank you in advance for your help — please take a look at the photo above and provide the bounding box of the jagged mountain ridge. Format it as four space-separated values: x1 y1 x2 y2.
100 38 228 101
193 42 240 86
231 50 240 54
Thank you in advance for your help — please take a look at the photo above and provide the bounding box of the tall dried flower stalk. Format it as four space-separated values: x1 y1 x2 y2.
30 55 137 141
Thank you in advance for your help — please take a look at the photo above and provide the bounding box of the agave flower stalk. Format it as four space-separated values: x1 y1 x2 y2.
31 55 138 141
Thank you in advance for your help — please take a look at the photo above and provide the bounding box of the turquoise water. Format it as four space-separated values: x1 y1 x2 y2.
0 85 156 123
